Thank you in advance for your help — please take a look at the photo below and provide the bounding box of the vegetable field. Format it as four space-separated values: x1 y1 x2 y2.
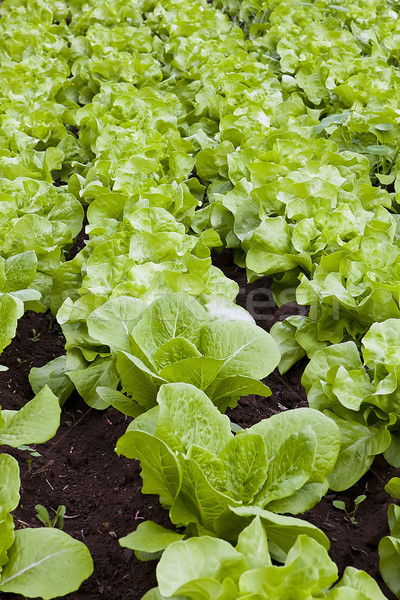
2 0 400 598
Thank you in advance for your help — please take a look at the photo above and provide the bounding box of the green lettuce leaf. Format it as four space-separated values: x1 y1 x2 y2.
0 529 93 599
0 386 61 447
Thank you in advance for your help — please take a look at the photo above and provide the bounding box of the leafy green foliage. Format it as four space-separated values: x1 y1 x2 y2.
1 0 399 596
117 382 340 556
113 293 278 412
185 0 400 353
300 319 400 486
35 292 278 411
378 477 400 596
143 518 386 600
0 253 40 355
0 528 93 599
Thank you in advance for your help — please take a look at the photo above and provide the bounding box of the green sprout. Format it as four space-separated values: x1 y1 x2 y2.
35 504 66 530
333 494 367 525
31 329 41 342
17 445 41 471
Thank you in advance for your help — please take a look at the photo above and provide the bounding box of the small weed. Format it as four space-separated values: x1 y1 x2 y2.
35 504 66 529
31 329 40 342
16 358 33 367
333 494 366 525
17 445 41 472
17 444 41 458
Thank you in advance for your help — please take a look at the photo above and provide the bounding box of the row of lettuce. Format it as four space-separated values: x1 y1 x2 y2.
197 0 400 479
0 0 399 598
0 0 96 593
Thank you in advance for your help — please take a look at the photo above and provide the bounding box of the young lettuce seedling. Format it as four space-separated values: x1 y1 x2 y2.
17 444 41 457
17 445 41 472
333 494 366 525
31 328 41 342
35 504 66 530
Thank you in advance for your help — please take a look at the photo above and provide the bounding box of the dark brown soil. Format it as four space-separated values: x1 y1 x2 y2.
0 249 399 600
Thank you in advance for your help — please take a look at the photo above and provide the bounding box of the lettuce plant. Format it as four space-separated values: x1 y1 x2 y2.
379 502 400 600
294 211 400 345
0 0 85 308
116 382 341 559
50 201 237 314
0 179 84 309
140 517 386 600
99 292 279 413
34 291 277 411
270 315 327 376
298 319 400 489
